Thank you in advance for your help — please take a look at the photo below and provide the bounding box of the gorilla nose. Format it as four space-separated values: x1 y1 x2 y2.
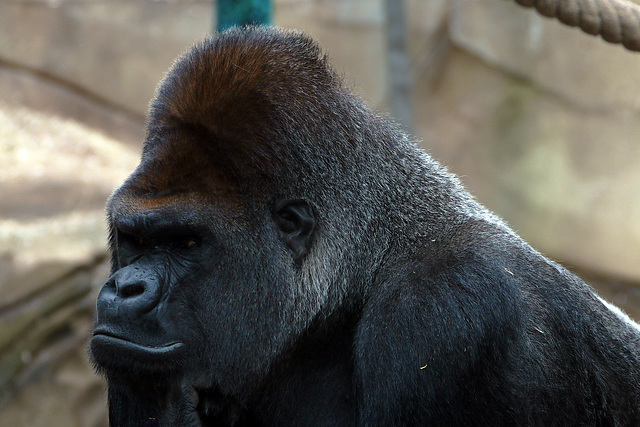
118 279 146 299
97 266 162 320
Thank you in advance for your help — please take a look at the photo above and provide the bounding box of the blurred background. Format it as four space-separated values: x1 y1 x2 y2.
1 0 639 425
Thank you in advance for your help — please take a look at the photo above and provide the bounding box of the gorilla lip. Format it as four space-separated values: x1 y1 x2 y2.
92 331 184 359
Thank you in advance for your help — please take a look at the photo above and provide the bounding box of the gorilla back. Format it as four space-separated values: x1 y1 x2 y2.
90 27 640 426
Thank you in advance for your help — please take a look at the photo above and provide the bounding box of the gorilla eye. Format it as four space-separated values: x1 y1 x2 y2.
118 231 149 248
174 237 199 250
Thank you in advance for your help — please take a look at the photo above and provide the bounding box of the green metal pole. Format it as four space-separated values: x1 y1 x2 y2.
216 0 273 32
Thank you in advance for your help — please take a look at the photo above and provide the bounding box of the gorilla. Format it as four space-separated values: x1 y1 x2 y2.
91 26 640 426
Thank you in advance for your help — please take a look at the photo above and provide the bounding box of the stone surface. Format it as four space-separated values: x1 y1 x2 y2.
0 332 108 427
433 0 640 281
0 66 144 147
0 101 139 304
450 0 640 112
0 100 138 425
0 0 212 116
414 47 640 281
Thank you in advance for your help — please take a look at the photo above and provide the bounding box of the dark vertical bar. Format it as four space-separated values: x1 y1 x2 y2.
384 0 413 132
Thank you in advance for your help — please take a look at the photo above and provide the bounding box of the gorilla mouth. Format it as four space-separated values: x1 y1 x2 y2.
91 330 184 361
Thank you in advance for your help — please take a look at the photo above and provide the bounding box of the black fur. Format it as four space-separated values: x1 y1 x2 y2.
91 26 640 426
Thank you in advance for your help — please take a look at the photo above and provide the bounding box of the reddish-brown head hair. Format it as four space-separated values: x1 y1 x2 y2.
141 28 356 187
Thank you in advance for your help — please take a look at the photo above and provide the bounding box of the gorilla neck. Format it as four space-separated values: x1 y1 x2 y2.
200 307 360 425
261 307 359 423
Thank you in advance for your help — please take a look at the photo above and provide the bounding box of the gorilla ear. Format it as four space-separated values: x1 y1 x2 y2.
272 199 316 262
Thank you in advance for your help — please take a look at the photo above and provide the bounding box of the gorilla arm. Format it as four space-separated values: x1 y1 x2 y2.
354 246 524 426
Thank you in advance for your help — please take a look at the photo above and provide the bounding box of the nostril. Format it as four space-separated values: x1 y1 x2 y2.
104 277 116 289
119 282 146 298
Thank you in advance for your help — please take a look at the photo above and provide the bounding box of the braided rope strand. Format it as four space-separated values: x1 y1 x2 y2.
513 0 640 51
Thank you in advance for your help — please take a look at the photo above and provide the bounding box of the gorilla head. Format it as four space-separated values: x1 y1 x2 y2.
91 27 387 423
91 26 640 426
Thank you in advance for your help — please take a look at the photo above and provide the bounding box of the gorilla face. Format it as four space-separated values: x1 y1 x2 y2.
91 181 317 395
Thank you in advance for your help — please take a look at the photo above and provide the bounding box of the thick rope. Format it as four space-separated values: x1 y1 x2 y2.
512 0 640 51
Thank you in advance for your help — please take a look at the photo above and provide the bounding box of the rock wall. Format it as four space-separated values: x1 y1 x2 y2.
5 0 635 280
441 0 640 281
0 100 140 424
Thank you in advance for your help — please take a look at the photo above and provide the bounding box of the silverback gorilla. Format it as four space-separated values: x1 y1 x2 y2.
91 27 640 426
